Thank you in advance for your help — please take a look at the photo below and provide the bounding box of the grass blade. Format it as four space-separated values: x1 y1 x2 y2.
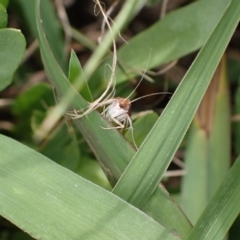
112 0 240 208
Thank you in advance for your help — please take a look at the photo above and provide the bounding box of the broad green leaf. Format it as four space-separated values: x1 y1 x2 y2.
89 0 230 86
0 134 178 240
68 50 92 102
0 29 26 91
35 0 191 237
112 0 240 208
0 3 7 28
181 57 230 224
186 155 240 240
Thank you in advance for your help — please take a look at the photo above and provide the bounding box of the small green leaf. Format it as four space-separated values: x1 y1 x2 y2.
68 50 92 102
0 29 26 91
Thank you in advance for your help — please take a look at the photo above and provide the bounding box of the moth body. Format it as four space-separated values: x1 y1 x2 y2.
102 97 133 129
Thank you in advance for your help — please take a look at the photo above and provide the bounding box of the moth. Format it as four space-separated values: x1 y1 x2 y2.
68 0 170 148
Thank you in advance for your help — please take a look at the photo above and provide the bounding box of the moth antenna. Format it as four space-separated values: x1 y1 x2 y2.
99 1 119 43
130 92 172 103
126 48 152 100
106 16 128 44
98 1 128 45
94 0 105 16
90 0 117 109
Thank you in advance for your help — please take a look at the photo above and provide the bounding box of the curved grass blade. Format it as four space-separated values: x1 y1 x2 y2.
0 134 178 240
68 50 92 102
112 0 240 208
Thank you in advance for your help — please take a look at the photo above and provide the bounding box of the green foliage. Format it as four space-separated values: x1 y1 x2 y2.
181 57 231 224
68 50 92 102
0 0 8 8
90 0 230 88
1 0 240 239
112 0 239 208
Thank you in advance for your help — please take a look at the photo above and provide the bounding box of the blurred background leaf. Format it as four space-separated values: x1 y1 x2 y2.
181 56 231 224
0 29 26 91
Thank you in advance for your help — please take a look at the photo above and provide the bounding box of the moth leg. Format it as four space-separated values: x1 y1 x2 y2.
101 116 125 130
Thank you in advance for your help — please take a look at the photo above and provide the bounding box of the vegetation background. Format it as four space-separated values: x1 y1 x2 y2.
0 0 240 239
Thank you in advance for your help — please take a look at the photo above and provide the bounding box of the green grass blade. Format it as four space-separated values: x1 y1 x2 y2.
180 122 209 222
0 134 179 240
112 0 240 208
34 0 191 236
186 155 240 240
